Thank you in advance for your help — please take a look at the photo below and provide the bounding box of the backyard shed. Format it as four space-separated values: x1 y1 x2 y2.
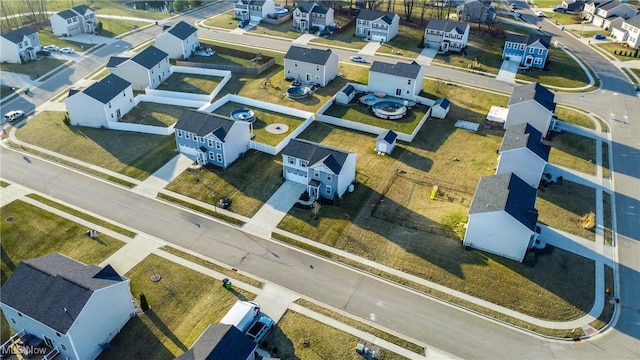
431 98 451 119
335 84 356 105
375 130 398 154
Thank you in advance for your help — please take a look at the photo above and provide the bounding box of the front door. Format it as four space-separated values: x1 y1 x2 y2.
309 185 318 198
524 56 533 66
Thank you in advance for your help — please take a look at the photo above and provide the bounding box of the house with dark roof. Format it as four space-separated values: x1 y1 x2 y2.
505 82 556 136
463 173 539 262
155 21 199 59
583 0 613 20
0 253 135 360
107 45 170 90
282 138 356 200
355 9 400 43
561 0 586 12
368 60 424 100
175 324 258 360
431 98 451 119
496 123 551 188
591 0 637 27
49 5 96 36
424 20 470 53
65 74 135 128
620 15 640 48
375 130 398 155
233 0 276 22
174 110 251 168
292 2 335 33
283 46 338 86
0 27 41 64
457 0 496 23
502 33 552 69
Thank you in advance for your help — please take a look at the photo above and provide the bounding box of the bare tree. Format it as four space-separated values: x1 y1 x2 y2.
1 1 18 30
420 0 429 23
404 0 415 20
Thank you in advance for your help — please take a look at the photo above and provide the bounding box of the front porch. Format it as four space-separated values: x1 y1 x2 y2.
1 330 59 360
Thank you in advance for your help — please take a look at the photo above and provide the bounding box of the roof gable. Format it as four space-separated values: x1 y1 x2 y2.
426 19 469 33
56 9 78 19
176 324 256 360
83 74 132 104
71 5 92 15
167 21 198 40
283 139 351 175
376 130 398 144
1 27 37 44
357 9 397 23
509 82 556 112
175 110 238 140
370 60 422 79
0 253 125 333
284 45 334 65
500 123 550 161
131 46 168 69
434 98 451 109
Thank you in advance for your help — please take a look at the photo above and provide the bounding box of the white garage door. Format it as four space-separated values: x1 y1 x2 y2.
506 53 522 63
285 171 307 184
179 144 197 156
371 34 386 42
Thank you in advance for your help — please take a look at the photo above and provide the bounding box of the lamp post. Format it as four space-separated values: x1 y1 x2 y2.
212 192 217 213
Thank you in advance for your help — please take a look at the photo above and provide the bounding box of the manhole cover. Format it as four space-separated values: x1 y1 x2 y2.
150 274 161 282
5 216 15 222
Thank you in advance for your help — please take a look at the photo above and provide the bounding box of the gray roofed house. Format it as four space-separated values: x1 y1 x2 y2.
106 46 170 90
370 60 422 78
283 138 349 174
175 110 236 140
355 9 400 42
509 82 556 112
131 46 169 69
497 123 551 187
283 46 339 86
155 21 199 60
168 21 198 40
284 45 333 65
176 324 257 360
106 56 129 68
500 123 550 161
49 4 96 36
0 27 38 44
0 26 40 63
0 253 135 360
505 83 556 135
368 60 424 99
292 1 335 33
83 74 132 104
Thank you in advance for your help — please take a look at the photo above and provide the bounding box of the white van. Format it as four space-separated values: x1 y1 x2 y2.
219 301 260 332
3 110 25 122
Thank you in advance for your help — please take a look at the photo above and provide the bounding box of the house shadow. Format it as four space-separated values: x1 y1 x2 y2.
262 325 297 360
97 315 175 360
1 245 16 284
537 179 596 217
144 310 188 352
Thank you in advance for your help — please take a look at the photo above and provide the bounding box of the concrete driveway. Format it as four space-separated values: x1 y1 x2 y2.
415 47 438 66
242 181 306 236
496 60 519 83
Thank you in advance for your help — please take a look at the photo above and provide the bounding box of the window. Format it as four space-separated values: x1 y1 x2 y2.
176 130 183 137
216 154 223 162
56 332 61 337
534 58 543 65
18 313 22 317
11 319 15 324
67 19 72 24
288 156 295 165
316 65 320 71
108 102 111 108
300 160 308 167
326 173 332 181
326 185 332 195
123 92 126 97
506 42 511 49
538 48 544 55
198 136 204 143
209 152 214 160
61 345 67 351
294 61 298 67
520 44 525 50
185 132 191 140
314 169 320 177
407 79 412 85
207 139 214 147
215 141 222 150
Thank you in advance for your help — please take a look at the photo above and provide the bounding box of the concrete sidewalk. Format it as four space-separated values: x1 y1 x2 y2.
292 33 316 45
496 60 519 83
415 47 437 66
100 233 164 274
358 41 382 56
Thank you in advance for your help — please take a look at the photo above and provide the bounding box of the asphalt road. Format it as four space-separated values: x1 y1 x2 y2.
1 3 638 359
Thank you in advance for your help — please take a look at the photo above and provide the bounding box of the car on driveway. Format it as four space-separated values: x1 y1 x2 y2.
535 11 544 17
553 6 566 13
593 34 606 40
60 47 75 54
43 45 59 52
350 55 366 63
36 50 51 57
238 19 249 28
245 313 274 344
4 110 25 122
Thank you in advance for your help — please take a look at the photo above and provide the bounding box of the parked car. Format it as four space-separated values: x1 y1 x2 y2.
245 313 274 344
43 45 59 52
536 11 544 17
593 34 606 40
350 55 366 63
553 6 567 13
238 19 249 28
4 110 25 122
60 47 75 54
36 50 51 57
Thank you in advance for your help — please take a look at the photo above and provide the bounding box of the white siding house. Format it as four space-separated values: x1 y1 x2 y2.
283 46 339 86
592 0 637 28
49 5 96 36
355 9 400 42
620 15 640 48
0 27 40 64
496 123 551 188
368 60 424 100
155 21 198 60
233 0 276 22
505 82 556 136
107 46 170 90
463 173 539 262
0 253 135 360
65 74 135 128
424 20 470 52
292 2 335 33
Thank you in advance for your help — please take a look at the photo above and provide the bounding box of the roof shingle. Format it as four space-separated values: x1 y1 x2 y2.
83 74 131 104
283 139 351 174
175 110 237 141
284 46 334 65
370 60 422 79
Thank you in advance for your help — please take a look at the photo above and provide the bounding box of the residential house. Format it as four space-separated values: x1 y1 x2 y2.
282 138 357 200
502 33 552 69
175 324 258 360
375 130 398 155
431 98 451 119
583 0 613 21
620 15 640 48
368 60 424 100
592 0 637 28
49 5 96 36
335 84 356 105
107 46 170 90
355 9 400 43
65 74 135 128
292 2 335 33
457 0 496 23
174 110 251 168
463 173 539 262
610 17 628 41
505 82 556 136
233 0 275 22
562 0 586 12
283 45 339 86
424 20 470 52
496 123 551 188
0 27 40 64
0 253 135 360
155 21 198 59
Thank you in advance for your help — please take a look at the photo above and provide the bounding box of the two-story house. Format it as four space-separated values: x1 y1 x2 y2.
65 74 135 128
502 33 552 69
496 123 551 188
49 5 96 36
0 253 135 360
355 9 400 43
505 82 556 136
283 46 339 86
282 138 356 200
368 60 424 100
619 15 640 48
174 110 251 168
176 324 258 360
107 46 170 90
583 0 613 21
233 0 275 22
592 0 637 27
155 21 199 59
424 20 470 53
292 2 335 33
463 173 539 262
0 27 40 64
457 0 496 24
562 0 586 12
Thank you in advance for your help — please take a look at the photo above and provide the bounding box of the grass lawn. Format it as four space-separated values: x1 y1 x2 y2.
542 12 582 26
156 73 223 95
323 101 428 135
376 24 425 59
97 18 150 38
537 180 596 241
516 47 591 88
211 101 305 146
88 67 110 81
310 30 368 50
165 150 283 217
0 58 65 78
99 254 255 360
432 28 507 74
36 28 88 51
15 111 177 180
0 85 15 100
545 132 596 175
202 10 238 29
595 42 640 61
123 102 186 127
555 106 596 130
247 19 301 39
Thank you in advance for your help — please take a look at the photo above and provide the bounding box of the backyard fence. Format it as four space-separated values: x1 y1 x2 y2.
145 66 232 102
135 94 205 109
177 46 276 75
109 121 175 136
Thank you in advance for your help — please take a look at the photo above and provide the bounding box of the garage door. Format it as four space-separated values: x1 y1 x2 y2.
285 171 307 184
506 53 522 63
179 144 197 156
371 34 386 42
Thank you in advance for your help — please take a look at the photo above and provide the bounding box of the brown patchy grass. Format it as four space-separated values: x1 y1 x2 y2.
156 73 223 94
545 132 597 175
123 102 186 127
202 10 238 29
537 180 596 241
